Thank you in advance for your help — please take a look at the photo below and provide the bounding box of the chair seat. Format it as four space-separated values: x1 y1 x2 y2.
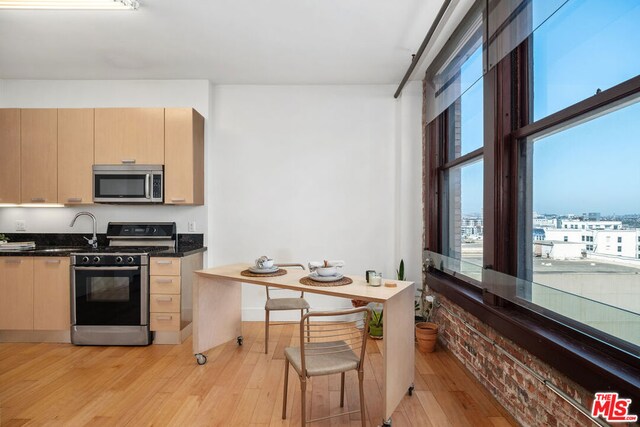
265 297 310 311
285 341 360 377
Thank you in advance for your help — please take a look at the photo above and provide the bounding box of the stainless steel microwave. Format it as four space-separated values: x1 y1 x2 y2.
93 165 163 203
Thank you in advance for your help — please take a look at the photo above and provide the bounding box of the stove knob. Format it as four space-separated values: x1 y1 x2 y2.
93 256 101 263
115 256 123 264
82 256 90 263
127 256 135 264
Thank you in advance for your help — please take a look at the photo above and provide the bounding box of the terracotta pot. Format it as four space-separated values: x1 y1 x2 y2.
415 322 438 353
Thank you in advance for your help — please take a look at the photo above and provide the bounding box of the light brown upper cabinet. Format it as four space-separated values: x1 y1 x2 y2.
94 108 164 165
0 109 21 204
21 109 58 204
58 109 94 205
164 108 205 205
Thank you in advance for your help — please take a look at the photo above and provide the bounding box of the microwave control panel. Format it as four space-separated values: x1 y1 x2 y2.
153 174 162 199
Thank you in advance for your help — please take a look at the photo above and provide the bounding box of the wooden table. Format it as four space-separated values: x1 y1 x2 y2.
193 263 415 423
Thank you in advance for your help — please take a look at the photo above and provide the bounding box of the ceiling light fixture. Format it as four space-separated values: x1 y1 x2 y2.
0 0 139 10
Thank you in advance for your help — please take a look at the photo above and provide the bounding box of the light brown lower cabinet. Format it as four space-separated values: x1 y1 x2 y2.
0 257 34 330
33 257 71 330
149 254 202 343
0 257 70 332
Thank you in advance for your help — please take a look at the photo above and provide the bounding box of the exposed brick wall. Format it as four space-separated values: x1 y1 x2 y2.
431 291 605 427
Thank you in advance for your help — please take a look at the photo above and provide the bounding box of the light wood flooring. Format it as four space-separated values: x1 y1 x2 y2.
0 322 516 426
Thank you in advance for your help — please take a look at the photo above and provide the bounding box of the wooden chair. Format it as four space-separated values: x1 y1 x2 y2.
264 287 310 354
281 307 371 426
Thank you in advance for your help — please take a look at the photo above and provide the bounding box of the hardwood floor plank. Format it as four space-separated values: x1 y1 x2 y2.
0 324 517 427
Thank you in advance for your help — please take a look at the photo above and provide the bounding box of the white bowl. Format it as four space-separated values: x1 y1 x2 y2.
316 266 338 276
257 259 274 269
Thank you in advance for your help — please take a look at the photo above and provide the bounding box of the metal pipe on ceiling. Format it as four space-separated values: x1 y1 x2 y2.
394 0 452 99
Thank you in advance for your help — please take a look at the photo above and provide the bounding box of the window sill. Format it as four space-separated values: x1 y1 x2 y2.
426 269 640 413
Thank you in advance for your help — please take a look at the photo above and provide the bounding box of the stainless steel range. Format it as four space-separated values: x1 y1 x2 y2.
70 222 176 346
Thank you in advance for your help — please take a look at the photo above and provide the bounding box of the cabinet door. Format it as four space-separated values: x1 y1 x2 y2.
94 108 164 165
21 109 58 204
165 108 204 205
33 257 71 330
58 109 94 205
0 109 21 203
0 257 34 330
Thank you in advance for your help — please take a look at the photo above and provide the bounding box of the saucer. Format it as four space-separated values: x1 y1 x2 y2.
248 266 279 274
308 272 344 282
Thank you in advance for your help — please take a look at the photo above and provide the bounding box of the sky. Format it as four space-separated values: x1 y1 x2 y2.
458 0 640 217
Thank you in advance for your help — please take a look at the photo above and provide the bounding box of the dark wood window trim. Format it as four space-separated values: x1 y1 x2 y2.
423 10 640 413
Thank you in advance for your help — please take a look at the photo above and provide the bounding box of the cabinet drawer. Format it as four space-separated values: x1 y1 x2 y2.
150 276 181 294
150 294 181 313
150 312 181 331
150 258 181 276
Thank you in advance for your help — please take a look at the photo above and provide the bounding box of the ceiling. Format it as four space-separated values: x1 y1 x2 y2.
0 0 446 84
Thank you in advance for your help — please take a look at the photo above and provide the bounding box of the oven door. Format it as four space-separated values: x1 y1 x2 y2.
72 266 148 326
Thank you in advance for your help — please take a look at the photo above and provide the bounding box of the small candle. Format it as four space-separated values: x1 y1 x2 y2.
369 275 382 287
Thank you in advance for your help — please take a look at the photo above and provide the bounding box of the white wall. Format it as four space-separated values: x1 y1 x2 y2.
0 79 210 238
0 79 424 320
209 84 423 319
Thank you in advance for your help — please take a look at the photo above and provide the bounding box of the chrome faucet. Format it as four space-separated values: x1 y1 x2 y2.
70 212 98 249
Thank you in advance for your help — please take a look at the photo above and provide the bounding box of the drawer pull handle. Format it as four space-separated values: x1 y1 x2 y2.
31 197 45 202
171 198 186 203
156 297 173 302
156 260 173 265
156 315 173 321
156 279 173 284
121 159 136 164
5 259 21 264
67 197 82 202
45 259 62 264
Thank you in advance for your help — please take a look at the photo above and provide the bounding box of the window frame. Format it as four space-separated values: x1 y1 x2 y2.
423 2 640 409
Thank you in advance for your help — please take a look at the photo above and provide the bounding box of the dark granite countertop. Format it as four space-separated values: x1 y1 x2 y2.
0 233 206 258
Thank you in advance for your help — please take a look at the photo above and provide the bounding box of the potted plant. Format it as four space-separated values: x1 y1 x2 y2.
369 305 383 339
0 234 7 245
415 294 438 353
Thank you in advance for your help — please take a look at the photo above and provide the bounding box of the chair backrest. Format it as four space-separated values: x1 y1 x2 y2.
298 307 371 377
266 286 304 300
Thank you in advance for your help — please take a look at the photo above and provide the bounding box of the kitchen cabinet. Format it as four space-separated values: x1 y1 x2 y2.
58 109 94 205
21 109 58 204
0 258 34 330
164 108 205 205
0 109 21 204
33 258 70 331
94 108 165 165
150 254 202 344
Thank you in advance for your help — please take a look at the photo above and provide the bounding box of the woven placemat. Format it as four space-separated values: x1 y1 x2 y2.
241 268 287 277
299 276 353 287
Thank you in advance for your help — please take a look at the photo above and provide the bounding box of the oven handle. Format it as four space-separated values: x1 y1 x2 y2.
73 266 140 271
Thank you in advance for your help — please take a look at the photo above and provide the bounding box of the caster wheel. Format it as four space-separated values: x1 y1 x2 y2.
408 384 415 396
237 336 243 346
195 353 207 365
382 418 392 426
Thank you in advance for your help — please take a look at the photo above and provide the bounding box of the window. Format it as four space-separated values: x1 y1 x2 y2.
532 0 640 120
423 0 640 398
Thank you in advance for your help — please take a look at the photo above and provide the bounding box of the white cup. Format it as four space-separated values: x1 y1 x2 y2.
256 257 274 269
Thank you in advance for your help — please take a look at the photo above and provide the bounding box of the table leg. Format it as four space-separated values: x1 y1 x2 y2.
192 275 243 355
382 283 415 419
